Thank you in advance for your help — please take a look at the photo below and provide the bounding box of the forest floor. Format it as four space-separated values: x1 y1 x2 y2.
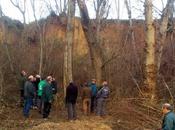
0 98 162 130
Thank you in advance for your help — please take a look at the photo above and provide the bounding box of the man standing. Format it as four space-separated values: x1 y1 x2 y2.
37 77 47 113
51 77 58 95
96 81 110 117
42 76 53 118
82 82 92 115
33 75 41 109
65 82 78 121
90 79 97 113
23 75 35 118
161 103 175 130
19 70 27 107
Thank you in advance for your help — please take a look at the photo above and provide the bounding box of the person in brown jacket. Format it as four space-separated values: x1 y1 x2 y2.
81 83 92 115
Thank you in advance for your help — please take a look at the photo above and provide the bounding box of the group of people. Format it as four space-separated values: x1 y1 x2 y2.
18 70 175 129
19 70 57 119
65 79 110 120
19 70 110 121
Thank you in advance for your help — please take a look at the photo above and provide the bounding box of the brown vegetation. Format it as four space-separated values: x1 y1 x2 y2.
0 13 175 129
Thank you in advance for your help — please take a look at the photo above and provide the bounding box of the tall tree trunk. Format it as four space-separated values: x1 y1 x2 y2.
144 0 156 103
157 0 174 72
77 0 104 85
63 0 75 95
39 32 44 76
31 0 45 76
1 20 14 73
0 68 4 99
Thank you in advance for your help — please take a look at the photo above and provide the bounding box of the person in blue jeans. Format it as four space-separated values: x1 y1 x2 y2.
90 79 97 113
96 81 110 116
23 75 35 118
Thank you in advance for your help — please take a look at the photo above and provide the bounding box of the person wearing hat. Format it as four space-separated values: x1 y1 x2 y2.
161 103 175 130
23 75 35 118
82 82 92 115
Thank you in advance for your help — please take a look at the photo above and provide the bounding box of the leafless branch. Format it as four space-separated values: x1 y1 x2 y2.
162 76 174 103
10 0 26 24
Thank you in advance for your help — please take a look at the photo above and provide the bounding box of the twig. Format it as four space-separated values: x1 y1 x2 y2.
162 76 174 103
126 65 145 97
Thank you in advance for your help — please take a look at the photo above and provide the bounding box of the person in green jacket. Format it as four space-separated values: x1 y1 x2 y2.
37 78 47 114
42 76 53 118
161 103 175 130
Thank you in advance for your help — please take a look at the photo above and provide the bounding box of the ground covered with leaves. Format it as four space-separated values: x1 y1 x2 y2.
0 98 162 130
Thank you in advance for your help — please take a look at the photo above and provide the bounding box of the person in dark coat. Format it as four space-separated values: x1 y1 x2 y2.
65 82 78 120
161 103 175 130
51 77 58 95
32 75 41 108
42 76 53 118
23 75 35 118
19 70 27 107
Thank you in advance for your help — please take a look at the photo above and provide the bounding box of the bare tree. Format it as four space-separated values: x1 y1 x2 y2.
144 0 156 103
30 0 46 76
54 0 61 14
115 0 120 22
0 67 4 99
77 0 103 84
94 0 110 43
0 1 4 17
10 0 26 24
125 0 132 26
63 0 75 95
157 0 174 72
0 16 15 73
78 0 110 84
54 0 68 14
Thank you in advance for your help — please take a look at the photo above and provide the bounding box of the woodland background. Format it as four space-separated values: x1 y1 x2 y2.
0 0 175 129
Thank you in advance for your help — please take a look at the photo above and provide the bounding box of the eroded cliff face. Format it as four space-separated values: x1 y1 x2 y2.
23 15 89 57
0 15 146 59
0 16 23 45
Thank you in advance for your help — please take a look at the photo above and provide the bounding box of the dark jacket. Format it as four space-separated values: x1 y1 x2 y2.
33 77 40 92
42 82 53 102
51 80 58 94
19 75 27 90
66 83 78 104
82 86 92 100
162 111 175 130
24 81 35 99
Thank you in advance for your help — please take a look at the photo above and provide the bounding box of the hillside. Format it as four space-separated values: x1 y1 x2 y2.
0 14 174 130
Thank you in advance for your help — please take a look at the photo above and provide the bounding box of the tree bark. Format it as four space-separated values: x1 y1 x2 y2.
63 0 75 95
144 0 156 103
77 0 104 85
0 68 4 99
157 0 174 72
31 0 45 76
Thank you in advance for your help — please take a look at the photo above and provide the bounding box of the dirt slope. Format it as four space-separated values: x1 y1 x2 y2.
29 116 113 130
